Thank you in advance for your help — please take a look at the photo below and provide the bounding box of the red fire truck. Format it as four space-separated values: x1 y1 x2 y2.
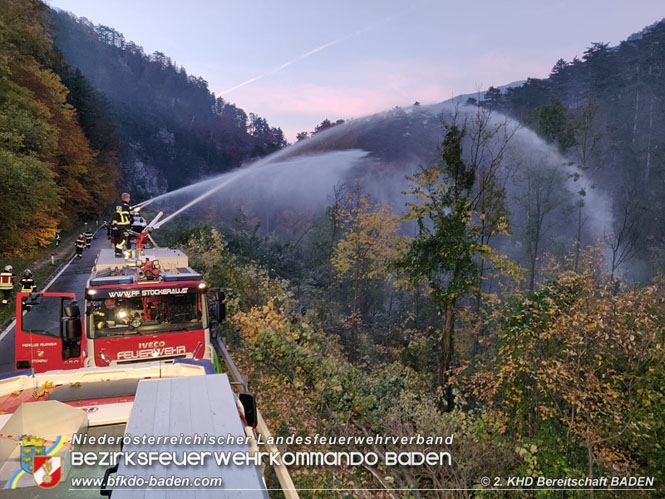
14 247 225 372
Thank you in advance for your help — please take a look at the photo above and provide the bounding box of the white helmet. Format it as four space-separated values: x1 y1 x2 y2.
3 265 12 272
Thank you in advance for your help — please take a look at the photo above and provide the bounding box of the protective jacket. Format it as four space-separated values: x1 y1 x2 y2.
0 271 13 290
112 203 133 229
123 202 135 226
75 236 86 249
19 277 36 293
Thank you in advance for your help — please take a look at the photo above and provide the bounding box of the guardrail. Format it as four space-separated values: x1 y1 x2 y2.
213 336 299 499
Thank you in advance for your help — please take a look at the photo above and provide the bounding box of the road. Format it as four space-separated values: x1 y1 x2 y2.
0 231 108 373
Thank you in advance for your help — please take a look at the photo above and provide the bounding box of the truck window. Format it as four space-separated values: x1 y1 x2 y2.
91 294 203 338
21 296 70 338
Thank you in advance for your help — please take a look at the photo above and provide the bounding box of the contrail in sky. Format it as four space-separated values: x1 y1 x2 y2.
219 5 420 95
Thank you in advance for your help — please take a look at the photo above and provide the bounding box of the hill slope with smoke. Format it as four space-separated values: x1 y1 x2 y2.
48 7 665 281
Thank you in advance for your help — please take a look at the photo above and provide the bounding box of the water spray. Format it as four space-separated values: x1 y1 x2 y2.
153 170 254 229
128 128 351 229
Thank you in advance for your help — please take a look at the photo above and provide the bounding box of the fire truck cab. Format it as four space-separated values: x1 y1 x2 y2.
15 248 224 372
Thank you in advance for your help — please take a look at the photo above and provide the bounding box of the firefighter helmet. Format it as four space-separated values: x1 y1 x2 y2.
3 265 12 272
23 269 32 277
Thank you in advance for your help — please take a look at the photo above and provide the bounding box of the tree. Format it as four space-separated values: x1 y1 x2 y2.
527 99 576 150
295 131 309 142
396 123 502 410
483 86 502 108
466 104 516 305
607 194 642 282
331 192 402 350
0 151 61 252
248 113 286 154
480 268 665 483
517 163 568 290
582 42 610 61
313 118 345 134
95 25 125 48
549 58 569 78
570 98 601 271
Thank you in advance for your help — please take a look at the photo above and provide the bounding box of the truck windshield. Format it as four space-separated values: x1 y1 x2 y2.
91 294 203 338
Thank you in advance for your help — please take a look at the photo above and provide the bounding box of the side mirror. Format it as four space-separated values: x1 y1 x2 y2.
210 289 226 322
64 301 80 318
63 301 82 341
239 392 257 427
65 320 82 341
62 300 82 360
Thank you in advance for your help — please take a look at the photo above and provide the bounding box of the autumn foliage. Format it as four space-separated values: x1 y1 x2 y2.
172 206 665 496
0 0 119 253
475 266 665 482
163 98 663 496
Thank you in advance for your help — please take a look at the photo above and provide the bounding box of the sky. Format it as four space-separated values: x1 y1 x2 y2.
47 0 664 142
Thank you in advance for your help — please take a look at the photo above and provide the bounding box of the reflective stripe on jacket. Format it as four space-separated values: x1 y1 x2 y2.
19 278 35 292
0 273 13 290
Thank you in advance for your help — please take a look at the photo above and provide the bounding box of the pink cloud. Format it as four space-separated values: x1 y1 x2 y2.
211 55 547 141
231 59 457 118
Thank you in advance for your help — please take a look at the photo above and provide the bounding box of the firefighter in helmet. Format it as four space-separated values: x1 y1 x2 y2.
84 224 93 248
19 269 36 293
0 265 14 305
75 234 85 258
112 193 133 257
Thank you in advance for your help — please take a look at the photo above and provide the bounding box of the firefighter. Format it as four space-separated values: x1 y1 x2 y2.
111 206 130 257
75 234 86 258
19 269 36 293
0 265 14 305
84 225 93 248
94 298 117 329
112 193 133 257
55 232 61 247
121 192 135 249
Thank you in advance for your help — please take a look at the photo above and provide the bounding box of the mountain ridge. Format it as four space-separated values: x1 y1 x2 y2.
48 8 287 197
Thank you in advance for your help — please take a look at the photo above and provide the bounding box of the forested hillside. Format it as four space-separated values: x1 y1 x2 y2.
48 10 287 197
491 19 665 277
0 0 119 253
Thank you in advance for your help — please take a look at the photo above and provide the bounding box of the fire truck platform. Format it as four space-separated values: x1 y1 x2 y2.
112 373 268 498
